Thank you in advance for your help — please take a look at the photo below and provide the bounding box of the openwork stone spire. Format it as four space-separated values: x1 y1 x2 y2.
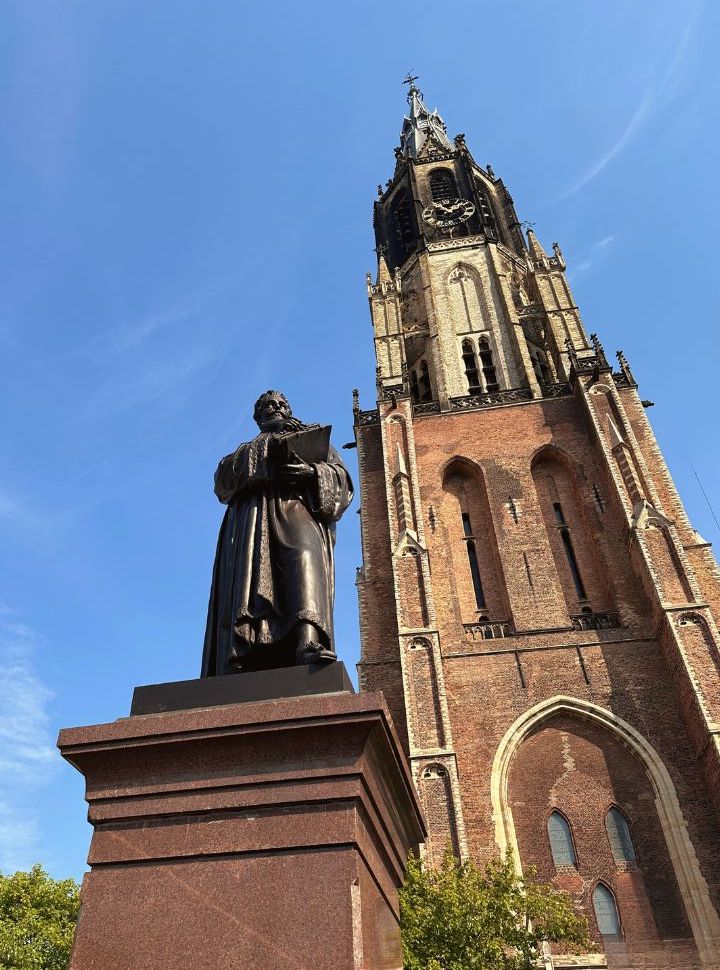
399 78 454 159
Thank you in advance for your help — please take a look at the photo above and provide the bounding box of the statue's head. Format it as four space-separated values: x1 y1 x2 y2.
253 390 292 432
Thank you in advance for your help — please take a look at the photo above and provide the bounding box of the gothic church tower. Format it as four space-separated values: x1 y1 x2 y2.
353 82 720 969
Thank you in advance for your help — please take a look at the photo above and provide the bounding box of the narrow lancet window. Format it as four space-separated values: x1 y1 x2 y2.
474 182 496 230
553 502 587 600
531 350 552 384
418 360 432 401
462 512 486 610
547 811 577 867
606 808 637 864
462 339 481 394
410 369 420 403
593 884 621 938
478 338 499 392
393 192 414 259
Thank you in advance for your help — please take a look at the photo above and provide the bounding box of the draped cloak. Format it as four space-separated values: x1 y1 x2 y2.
201 431 353 676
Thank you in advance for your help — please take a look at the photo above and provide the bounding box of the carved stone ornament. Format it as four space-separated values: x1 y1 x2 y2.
421 764 447 779
450 388 533 410
427 234 485 252
409 636 431 650
541 383 572 399
356 408 380 426
412 401 441 415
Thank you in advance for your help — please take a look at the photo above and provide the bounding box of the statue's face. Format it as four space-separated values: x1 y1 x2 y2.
257 395 291 432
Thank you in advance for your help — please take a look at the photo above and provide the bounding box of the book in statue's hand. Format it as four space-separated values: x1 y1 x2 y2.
273 424 331 466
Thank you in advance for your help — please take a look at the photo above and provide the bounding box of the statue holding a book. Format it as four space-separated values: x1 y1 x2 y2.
201 390 354 675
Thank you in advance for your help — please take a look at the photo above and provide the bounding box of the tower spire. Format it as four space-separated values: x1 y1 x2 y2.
526 227 548 260
399 74 453 159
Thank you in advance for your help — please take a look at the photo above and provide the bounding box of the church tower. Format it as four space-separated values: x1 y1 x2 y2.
353 81 720 969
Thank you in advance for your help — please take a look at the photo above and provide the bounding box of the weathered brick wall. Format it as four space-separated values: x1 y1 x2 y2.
508 713 698 966
509 714 691 938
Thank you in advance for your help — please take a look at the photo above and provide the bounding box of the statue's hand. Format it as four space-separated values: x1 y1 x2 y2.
280 458 315 486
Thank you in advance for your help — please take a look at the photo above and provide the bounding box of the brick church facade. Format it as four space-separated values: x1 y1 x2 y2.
352 83 720 968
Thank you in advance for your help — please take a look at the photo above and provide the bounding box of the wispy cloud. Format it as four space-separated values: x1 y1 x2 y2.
0 485 76 541
83 346 219 419
0 489 44 533
0 616 56 873
77 299 200 362
557 1 703 200
569 234 615 279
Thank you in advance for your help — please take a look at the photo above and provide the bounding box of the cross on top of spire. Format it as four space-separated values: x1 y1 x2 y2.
402 72 420 99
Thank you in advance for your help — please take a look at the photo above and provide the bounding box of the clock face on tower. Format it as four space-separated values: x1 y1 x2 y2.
422 198 475 230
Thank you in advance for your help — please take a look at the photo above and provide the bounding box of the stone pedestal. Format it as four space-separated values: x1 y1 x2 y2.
58 670 425 970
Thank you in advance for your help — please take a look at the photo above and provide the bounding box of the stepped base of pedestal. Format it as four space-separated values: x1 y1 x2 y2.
58 673 424 970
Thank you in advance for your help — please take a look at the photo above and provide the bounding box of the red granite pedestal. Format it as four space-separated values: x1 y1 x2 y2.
58 683 425 970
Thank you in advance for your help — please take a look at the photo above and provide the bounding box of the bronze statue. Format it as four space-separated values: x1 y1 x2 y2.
202 391 354 675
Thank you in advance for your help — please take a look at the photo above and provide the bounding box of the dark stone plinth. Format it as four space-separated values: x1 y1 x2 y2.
130 661 354 715
58 691 425 970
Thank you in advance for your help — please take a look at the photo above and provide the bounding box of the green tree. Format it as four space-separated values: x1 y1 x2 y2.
0 865 80 970
400 850 591 970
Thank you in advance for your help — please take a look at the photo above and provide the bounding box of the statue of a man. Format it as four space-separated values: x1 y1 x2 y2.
202 391 354 675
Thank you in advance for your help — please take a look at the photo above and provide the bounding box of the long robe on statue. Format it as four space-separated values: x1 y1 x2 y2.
201 431 353 675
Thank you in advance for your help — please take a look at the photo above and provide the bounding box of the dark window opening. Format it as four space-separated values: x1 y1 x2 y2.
429 169 458 203
478 338 499 392
462 512 486 609
606 808 637 864
538 354 551 384
392 193 415 258
462 339 481 394
547 811 577 867
418 360 432 402
410 369 420 402
593 484 606 513
553 501 587 600
475 181 498 235
532 351 551 384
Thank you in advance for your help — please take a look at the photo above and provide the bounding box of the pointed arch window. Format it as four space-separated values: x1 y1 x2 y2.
474 181 494 220
392 192 414 259
593 883 622 938
606 808 637 864
462 339 481 394
429 168 458 203
547 811 577 868
478 338 499 392
474 179 498 237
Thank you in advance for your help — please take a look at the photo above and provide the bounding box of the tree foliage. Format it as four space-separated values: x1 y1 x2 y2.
400 850 591 970
0 865 80 970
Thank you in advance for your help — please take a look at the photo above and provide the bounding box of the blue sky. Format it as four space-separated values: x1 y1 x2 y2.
1 0 718 880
